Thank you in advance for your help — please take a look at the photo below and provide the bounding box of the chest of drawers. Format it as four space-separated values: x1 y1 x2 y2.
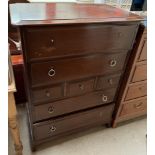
112 23 147 127
9 3 143 150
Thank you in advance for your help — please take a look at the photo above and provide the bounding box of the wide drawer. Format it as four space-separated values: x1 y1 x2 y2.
131 63 147 83
125 82 147 101
96 73 122 90
30 53 127 87
120 97 147 117
31 84 64 104
24 24 137 60
33 87 117 121
33 103 114 141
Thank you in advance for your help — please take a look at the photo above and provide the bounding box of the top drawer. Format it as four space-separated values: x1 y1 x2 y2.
23 24 137 60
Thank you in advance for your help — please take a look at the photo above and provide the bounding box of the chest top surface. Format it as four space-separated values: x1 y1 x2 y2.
9 3 143 26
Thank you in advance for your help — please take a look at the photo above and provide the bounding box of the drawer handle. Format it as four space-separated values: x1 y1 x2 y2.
118 32 122 37
48 68 55 77
108 79 113 85
51 39 54 44
79 84 84 90
134 102 143 109
139 86 145 91
49 126 56 133
109 60 117 67
48 106 54 114
102 95 108 102
46 91 51 97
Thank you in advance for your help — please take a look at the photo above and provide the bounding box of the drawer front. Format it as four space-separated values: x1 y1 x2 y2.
33 104 114 141
31 84 64 104
24 24 137 60
33 88 117 122
96 73 122 90
125 82 147 101
31 53 127 87
66 78 95 97
120 97 147 116
138 35 147 61
131 64 147 83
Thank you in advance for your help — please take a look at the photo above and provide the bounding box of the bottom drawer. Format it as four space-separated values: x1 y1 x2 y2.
120 97 147 117
33 103 114 141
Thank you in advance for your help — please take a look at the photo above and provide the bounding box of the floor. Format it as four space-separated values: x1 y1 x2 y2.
9 104 147 155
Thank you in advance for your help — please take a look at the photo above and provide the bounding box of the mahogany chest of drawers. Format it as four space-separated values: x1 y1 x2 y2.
9 3 143 150
113 23 147 127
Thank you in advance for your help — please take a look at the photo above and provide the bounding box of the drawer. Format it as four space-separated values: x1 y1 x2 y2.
120 97 147 116
33 103 114 141
24 24 137 60
138 34 147 61
33 88 117 122
131 63 147 83
96 73 122 90
31 53 127 87
125 82 147 101
66 78 95 97
31 84 64 104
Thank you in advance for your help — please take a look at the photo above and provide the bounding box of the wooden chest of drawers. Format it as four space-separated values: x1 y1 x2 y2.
9 3 143 150
113 23 147 127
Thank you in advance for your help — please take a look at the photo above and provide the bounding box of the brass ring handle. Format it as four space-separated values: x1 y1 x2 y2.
49 126 56 133
134 102 143 109
102 95 108 102
48 68 55 77
109 60 117 67
48 106 54 114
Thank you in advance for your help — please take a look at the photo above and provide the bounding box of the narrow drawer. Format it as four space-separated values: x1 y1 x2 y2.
31 84 64 104
30 53 127 87
33 103 114 141
138 34 147 61
24 24 137 60
120 97 147 116
131 63 147 83
33 88 117 122
66 78 95 97
96 73 122 90
125 82 147 101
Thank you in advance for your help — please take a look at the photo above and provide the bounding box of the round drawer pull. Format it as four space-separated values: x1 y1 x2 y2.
48 68 55 77
102 95 108 102
79 84 84 90
109 59 117 67
48 106 54 114
51 39 54 44
134 102 143 109
46 91 51 97
49 126 56 133
108 79 113 85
